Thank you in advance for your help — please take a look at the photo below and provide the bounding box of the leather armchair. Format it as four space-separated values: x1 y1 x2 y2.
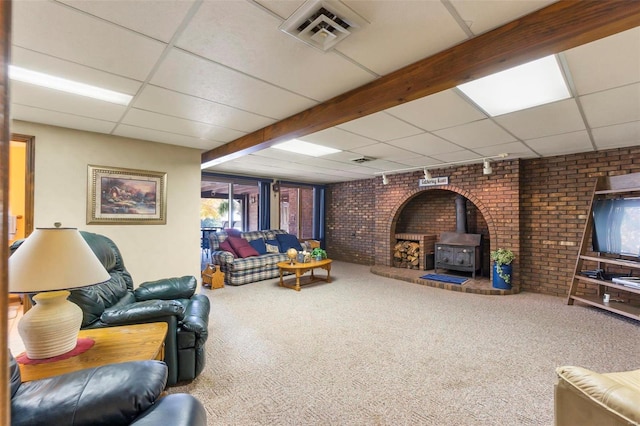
10 231 211 386
555 366 640 426
9 351 207 426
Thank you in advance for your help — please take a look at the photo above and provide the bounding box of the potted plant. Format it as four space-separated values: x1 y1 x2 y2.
490 248 515 289
311 247 327 261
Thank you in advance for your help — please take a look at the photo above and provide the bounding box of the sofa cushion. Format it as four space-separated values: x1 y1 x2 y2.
265 239 280 253
227 236 259 258
276 233 303 252
249 238 267 255
218 239 237 257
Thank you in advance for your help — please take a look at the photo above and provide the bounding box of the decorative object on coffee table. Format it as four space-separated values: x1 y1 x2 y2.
311 247 327 261
286 248 298 265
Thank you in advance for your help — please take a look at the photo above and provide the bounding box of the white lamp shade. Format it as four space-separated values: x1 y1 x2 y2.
9 227 110 293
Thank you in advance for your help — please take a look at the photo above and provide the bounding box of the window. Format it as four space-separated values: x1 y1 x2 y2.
279 185 314 239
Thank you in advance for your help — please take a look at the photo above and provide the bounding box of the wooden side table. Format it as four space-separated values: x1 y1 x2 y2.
18 322 168 382
202 263 224 289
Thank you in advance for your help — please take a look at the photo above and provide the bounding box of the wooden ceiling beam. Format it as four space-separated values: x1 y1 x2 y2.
202 0 640 166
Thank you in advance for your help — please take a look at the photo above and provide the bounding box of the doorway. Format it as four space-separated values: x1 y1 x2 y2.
9 133 34 242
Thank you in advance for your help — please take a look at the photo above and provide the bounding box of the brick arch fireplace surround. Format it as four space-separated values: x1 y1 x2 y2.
372 161 521 290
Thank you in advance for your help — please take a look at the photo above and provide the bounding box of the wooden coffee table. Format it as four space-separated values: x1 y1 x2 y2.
18 322 168 382
277 258 332 291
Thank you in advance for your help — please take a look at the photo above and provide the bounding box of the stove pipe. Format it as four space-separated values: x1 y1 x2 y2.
455 195 468 234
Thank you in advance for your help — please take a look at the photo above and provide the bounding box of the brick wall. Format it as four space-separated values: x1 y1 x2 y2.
326 146 640 297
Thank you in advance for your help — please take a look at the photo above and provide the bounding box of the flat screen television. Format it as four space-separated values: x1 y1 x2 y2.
592 198 640 258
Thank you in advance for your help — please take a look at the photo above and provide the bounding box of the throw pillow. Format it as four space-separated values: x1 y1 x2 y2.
227 236 259 258
265 239 280 252
276 233 303 252
249 238 267 255
218 239 237 257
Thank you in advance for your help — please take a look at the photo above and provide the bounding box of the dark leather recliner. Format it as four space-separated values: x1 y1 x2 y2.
10 231 211 386
9 351 207 426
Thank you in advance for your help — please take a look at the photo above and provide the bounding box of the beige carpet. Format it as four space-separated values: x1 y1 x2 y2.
170 261 640 425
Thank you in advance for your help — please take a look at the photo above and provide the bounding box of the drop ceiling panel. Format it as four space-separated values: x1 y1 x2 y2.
350 143 421 162
176 0 376 101
337 112 423 141
255 1 304 20
300 128 377 150
337 1 468 75
114 124 223 150
12 1 165 81
563 27 640 95
473 141 537 158
592 121 640 149
11 47 141 95
387 89 486 131
450 0 556 36
151 49 317 119
494 99 586 140
434 119 517 148
386 132 461 156
58 0 196 43
11 82 127 122
12 106 116 135
431 150 487 163
133 85 275 133
121 109 246 142
525 130 593 156
580 83 640 129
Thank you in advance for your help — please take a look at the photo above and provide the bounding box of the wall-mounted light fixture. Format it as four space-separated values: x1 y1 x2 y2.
375 153 508 185
483 159 493 175
250 195 257 204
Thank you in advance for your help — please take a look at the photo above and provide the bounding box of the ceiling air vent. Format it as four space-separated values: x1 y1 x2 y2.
351 156 375 164
279 0 367 52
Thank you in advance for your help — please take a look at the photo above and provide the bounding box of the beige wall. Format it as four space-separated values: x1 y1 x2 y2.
11 121 202 286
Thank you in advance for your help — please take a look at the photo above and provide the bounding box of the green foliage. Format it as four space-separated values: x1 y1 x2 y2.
311 247 327 259
490 248 515 284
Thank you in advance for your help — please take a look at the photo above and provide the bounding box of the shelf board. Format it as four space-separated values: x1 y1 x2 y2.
569 295 640 321
579 255 640 269
574 275 640 295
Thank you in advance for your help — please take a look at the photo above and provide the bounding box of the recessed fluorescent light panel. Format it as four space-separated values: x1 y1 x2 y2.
272 139 341 157
9 65 133 105
457 55 570 117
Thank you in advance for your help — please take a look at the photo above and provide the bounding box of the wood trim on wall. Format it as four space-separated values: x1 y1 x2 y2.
10 133 35 237
201 1 640 166
1 0 13 423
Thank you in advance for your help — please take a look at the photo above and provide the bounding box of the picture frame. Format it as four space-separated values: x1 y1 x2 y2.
87 165 167 225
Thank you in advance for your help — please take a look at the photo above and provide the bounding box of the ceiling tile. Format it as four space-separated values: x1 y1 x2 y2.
434 119 516 149
12 0 165 81
134 85 275 133
494 99 586 140
524 130 594 156
387 89 486 131
254 1 304 20
175 0 375 101
121 109 246 142
592 121 640 150
11 82 127 122
430 149 483 163
113 124 223 150
350 143 420 162
450 0 555 35
337 112 423 141
473 141 537 158
300 128 377 150
563 27 640 95
580 83 640 129
338 1 468 75
12 105 116 135
58 0 196 43
151 49 317 119
387 132 460 156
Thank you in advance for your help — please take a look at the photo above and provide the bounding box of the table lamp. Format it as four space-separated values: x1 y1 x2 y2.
9 226 110 359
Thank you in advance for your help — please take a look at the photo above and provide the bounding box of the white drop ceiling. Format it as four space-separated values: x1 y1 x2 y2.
10 0 640 184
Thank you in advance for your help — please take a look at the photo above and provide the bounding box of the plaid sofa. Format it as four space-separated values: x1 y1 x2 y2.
208 229 311 286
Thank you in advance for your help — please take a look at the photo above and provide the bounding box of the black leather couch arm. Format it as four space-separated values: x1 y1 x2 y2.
134 276 197 301
100 299 185 325
11 361 167 426
180 294 210 346
131 394 207 426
